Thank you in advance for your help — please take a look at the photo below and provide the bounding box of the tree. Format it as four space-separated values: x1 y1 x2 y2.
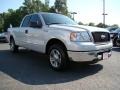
3 9 20 32
49 6 56 13
88 22 95 26
78 21 84 25
45 0 49 7
23 0 45 13
0 13 5 32
1 0 49 32
96 23 107 28
54 0 68 15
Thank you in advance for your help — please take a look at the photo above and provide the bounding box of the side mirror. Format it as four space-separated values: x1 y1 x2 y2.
30 21 42 28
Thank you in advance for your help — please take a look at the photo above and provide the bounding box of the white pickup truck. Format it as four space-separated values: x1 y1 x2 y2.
8 12 112 70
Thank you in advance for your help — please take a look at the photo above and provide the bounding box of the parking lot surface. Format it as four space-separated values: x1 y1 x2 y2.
0 43 120 90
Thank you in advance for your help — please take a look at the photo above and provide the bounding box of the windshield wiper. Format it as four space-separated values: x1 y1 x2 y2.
47 23 62 25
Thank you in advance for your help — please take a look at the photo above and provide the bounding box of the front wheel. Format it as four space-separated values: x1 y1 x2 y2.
116 39 120 47
10 38 19 53
48 44 69 71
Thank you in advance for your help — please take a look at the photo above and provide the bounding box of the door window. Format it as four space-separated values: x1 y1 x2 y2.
29 14 42 28
21 15 31 27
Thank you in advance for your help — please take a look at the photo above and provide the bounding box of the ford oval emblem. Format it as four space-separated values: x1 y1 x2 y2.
101 35 106 39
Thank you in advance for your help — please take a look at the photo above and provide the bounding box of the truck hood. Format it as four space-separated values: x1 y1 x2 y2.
49 24 109 32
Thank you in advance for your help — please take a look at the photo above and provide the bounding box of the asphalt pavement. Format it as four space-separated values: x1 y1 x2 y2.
0 43 120 90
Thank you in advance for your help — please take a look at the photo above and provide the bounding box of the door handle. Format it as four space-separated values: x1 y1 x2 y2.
25 30 28 34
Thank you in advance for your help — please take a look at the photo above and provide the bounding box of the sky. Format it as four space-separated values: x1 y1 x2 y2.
0 0 120 26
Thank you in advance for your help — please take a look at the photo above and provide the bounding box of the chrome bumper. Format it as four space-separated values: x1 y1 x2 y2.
67 49 112 62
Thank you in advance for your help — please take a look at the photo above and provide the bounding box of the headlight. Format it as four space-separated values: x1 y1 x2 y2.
70 31 91 42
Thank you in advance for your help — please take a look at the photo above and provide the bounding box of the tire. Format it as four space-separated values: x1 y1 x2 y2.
115 39 120 47
10 38 19 53
113 40 116 46
48 44 69 71
113 37 118 46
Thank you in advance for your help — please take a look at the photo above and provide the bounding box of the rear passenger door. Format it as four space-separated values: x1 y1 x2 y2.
17 15 31 46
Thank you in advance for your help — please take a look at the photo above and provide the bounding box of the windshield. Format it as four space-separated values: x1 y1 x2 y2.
41 13 78 25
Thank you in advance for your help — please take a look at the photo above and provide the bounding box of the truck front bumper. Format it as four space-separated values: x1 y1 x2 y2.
67 49 112 62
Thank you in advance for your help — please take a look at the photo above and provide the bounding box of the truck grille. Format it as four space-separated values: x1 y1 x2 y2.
92 32 110 43
0 37 5 39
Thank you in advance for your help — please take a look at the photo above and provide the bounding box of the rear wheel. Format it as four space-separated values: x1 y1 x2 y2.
10 38 19 53
48 44 69 71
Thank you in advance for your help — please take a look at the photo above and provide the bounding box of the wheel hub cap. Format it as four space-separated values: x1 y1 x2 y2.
50 49 61 68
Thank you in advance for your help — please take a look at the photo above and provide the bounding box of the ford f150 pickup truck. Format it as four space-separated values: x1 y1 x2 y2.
8 12 112 70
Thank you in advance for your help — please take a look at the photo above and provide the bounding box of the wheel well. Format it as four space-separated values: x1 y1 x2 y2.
46 39 67 54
